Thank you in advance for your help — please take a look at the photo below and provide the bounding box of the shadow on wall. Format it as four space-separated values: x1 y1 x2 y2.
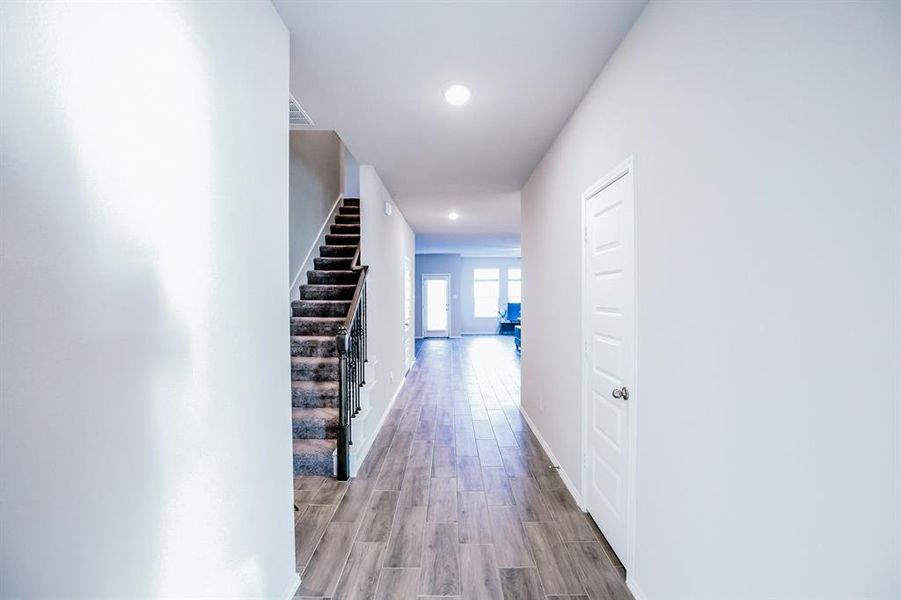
2 66 175 598
2 2 294 597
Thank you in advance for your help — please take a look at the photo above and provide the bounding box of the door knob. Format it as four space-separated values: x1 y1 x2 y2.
612 386 629 401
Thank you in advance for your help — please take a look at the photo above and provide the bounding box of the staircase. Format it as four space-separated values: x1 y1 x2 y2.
291 197 368 480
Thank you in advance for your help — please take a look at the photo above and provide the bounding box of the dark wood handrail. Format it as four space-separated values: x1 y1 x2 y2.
335 260 367 353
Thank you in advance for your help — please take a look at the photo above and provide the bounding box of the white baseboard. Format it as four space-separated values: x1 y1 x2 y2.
349 381 377 477
519 406 585 509
627 577 649 600
289 194 343 300
349 370 406 476
382 372 406 417
278 572 300 600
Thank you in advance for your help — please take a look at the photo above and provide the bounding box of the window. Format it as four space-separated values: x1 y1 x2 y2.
508 268 522 303
473 268 500 318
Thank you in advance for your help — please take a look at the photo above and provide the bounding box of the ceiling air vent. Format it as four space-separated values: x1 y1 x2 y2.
289 94 314 128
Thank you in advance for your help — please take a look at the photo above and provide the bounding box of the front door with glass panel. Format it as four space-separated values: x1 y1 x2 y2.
422 274 450 338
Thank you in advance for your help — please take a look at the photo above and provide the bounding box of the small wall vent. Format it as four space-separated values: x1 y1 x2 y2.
289 94 314 128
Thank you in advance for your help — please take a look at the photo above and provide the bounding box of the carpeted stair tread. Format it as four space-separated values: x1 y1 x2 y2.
291 356 340 382
307 270 359 285
292 380 339 407
292 407 339 439
330 224 360 235
291 316 344 336
291 335 338 358
293 439 336 476
292 299 352 317
325 233 360 245
338 205 360 215
319 244 358 257
300 284 356 300
313 257 354 271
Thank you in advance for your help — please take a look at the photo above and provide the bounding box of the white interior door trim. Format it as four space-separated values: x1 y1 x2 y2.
421 273 451 338
580 155 638 573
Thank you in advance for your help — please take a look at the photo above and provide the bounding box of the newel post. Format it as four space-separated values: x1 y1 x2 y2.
336 325 350 481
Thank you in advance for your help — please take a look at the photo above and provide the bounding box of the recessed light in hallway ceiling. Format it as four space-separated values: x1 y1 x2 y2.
444 84 471 106
448 211 460 220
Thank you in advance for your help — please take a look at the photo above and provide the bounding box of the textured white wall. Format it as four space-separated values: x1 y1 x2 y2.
0 2 296 598
360 167 416 426
521 2 900 598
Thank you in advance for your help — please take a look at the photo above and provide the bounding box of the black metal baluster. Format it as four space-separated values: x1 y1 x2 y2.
336 326 349 480
350 331 357 421
362 284 368 371
334 261 368 481
357 310 362 409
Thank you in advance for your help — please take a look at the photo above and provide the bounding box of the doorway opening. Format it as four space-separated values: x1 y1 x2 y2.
422 273 451 337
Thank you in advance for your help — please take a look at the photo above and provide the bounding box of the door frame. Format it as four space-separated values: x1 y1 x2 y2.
421 272 451 338
579 155 638 573
404 255 414 371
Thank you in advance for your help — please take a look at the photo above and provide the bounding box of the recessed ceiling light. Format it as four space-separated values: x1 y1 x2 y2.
444 84 471 106
448 211 460 221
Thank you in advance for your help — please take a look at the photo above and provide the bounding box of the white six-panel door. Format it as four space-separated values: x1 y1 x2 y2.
582 159 635 568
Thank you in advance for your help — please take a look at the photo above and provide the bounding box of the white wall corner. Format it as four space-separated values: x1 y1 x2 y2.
349 371 405 477
626 577 649 600
279 573 301 600
518 406 584 509
289 194 343 300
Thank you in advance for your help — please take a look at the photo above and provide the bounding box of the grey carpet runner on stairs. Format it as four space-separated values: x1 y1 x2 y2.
291 197 360 476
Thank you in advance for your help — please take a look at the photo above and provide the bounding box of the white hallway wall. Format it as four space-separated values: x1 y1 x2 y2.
0 2 296 599
360 166 416 428
521 2 900 599
289 130 342 288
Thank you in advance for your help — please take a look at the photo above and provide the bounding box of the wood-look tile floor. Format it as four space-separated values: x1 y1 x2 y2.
293 336 632 600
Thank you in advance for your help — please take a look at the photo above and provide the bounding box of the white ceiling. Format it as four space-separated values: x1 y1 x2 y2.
273 0 646 241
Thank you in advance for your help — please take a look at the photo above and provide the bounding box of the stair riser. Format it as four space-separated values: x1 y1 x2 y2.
330 225 360 235
307 271 359 285
319 245 357 257
291 319 341 336
291 338 338 358
294 452 333 477
292 362 339 381
292 418 339 440
300 285 356 300
343 198 360 207
313 257 354 271
334 214 360 225
292 302 350 318
325 234 360 245
338 206 360 216
293 388 339 408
